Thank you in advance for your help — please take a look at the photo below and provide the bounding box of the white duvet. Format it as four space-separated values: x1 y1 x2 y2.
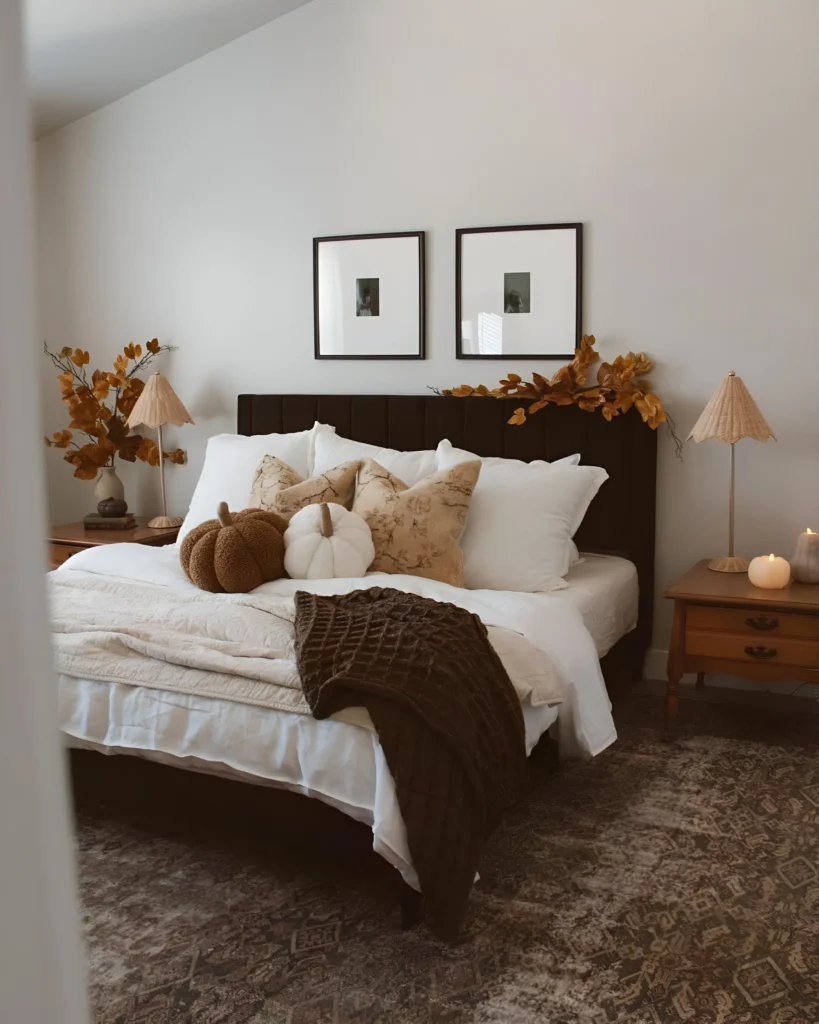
54 544 616 888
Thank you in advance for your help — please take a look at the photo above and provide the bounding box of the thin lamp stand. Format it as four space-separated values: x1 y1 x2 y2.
148 423 182 529
708 441 749 573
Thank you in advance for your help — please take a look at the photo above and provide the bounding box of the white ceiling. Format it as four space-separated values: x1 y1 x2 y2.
26 0 314 137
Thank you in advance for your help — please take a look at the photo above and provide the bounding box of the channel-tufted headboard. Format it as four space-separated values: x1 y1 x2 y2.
237 394 657 664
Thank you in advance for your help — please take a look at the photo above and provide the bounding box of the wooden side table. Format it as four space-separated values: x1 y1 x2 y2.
665 560 819 736
48 518 179 570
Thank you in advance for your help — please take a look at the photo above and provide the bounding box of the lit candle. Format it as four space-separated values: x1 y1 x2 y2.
748 553 791 589
792 528 819 583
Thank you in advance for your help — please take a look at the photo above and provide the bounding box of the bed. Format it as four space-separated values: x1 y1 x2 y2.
56 394 657 930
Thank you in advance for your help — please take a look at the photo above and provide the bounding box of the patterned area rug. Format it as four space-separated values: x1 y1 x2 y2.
77 695 819 1023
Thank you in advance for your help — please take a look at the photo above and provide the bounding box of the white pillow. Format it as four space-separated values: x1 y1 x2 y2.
436 439 581 473
436 439 607 591
313 425 436 486
178 422 329 543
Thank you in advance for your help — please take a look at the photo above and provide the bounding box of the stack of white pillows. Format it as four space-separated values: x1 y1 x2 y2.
177 422 608 594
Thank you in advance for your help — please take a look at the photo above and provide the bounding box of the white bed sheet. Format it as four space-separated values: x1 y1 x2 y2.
56 545 624 890
560 553 638 657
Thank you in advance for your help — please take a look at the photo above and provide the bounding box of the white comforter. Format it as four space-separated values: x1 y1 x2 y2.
54 543 616 888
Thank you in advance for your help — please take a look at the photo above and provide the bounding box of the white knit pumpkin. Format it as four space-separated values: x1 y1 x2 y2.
284 502 375 579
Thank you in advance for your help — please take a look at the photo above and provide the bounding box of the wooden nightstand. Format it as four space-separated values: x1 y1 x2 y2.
665 560 819 735
48 518 179 570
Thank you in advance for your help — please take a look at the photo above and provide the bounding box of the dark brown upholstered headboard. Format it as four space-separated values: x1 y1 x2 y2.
237 394 657 658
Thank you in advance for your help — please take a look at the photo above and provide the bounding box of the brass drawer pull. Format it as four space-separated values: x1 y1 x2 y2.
745 615 779 631
744 645 778 660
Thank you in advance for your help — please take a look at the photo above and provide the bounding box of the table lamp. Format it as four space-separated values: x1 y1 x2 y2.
688 371 775 572
127 372 194 528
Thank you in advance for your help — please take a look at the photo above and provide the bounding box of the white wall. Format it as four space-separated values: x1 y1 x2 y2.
35 0 819 660
1 0 90 1018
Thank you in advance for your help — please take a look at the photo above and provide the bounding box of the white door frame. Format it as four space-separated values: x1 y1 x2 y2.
0 0 90 1019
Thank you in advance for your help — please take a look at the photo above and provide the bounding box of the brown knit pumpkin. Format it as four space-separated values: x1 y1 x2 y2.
180 502 288 593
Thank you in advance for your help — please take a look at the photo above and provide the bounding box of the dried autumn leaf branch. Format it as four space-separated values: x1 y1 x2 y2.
437 334 682 457
43 339 188 480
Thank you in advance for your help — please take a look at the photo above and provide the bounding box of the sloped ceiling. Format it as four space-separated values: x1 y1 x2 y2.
27 0 314 136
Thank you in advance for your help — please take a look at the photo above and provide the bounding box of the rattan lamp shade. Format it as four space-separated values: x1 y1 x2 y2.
687 371 775 445
127 372 193 528
688 371 775 573
127 372 194 430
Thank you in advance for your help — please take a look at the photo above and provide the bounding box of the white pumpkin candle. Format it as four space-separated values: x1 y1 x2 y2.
748 553 791 589
792 528 819 584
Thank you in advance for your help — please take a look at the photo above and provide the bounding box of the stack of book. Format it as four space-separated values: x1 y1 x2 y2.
82 514 137 531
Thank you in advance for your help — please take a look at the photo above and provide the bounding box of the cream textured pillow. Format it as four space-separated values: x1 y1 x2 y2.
353 458 481 587
248 457 359 520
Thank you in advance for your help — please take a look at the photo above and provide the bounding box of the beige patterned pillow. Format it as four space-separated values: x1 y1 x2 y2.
248 457 359 520
353 458 481 587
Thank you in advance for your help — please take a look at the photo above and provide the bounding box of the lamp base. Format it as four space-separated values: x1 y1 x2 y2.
708 555 750 573
148 515 183 529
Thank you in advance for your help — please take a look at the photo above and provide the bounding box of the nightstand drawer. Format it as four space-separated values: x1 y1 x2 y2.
50 543 86 568
687 605 819 640
686 629 819 669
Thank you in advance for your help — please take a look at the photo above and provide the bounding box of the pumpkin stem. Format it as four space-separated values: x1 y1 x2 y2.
319 503 334 538
217 502 233 527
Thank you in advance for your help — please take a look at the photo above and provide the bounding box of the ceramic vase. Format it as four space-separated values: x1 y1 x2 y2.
792 531 819 583
94 466 126 510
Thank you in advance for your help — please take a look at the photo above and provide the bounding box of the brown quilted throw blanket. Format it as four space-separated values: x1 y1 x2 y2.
293 587 528 940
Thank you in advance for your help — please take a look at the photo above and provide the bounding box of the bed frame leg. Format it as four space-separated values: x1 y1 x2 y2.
398 882 424 929
545 732 560 773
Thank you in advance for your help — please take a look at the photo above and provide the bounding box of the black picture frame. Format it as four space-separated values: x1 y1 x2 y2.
455 222 583 360
313 230 426 360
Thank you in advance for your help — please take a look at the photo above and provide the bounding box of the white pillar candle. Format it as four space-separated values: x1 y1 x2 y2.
748 553 791 589
792 528 819 583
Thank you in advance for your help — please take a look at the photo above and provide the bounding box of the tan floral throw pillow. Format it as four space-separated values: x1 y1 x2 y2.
248 456 359 520
353 458 481 587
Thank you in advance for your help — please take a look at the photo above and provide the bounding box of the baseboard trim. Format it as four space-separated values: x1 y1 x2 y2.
645 648 668 682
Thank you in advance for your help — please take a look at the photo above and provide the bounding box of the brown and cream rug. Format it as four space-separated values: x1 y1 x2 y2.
76 694 819 1023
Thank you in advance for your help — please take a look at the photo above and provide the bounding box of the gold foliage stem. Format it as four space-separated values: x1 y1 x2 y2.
43 339 186 479
437 334 681 456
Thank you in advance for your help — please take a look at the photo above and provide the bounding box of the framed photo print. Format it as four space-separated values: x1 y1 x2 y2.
456 222 582 359
313 231 426 359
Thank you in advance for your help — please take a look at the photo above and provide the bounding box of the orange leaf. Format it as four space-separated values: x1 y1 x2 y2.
634 393 668 429
136 436 160 466
123 343 137 360
60 346 73 357
508 407 527 426
64 443 111 480
163 448 186 465
113 354 129 376
146 338 160 354
116 377 144 418
66 389 101 431
51 429 73 449
104 415 129 447
71 349 90 367
450 385 475 397
117 433 142 462
58 372 75 399
134 343 142 358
